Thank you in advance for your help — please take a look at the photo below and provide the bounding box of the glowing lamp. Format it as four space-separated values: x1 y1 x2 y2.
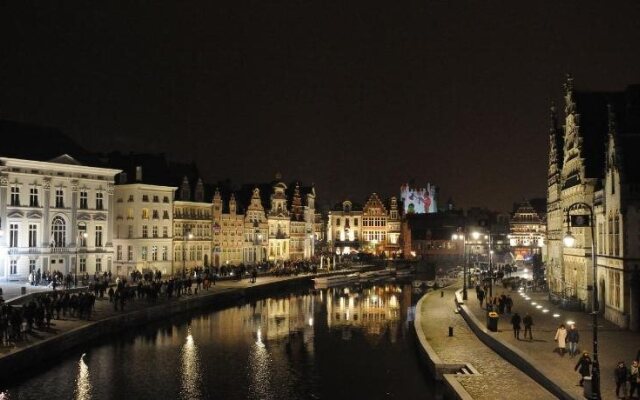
563 233 576 247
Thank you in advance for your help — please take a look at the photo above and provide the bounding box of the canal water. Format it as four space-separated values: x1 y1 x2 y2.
2 280 436 400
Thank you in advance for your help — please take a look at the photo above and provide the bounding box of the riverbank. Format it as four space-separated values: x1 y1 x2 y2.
414 283 554 400
0 270 356 381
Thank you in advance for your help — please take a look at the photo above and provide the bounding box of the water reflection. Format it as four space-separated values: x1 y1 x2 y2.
326 284 402 341
180 328 203 400
247 327 272 399
75 353 92 400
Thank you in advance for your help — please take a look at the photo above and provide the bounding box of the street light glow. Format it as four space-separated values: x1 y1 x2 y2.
563 232 576 247
471 231 480 240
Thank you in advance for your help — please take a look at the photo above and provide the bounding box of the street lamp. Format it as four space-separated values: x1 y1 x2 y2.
452 231 468 300
75 231 88 287
182 229 194 277
564 202 600 399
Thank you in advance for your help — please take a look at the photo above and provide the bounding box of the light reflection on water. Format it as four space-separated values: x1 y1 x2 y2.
180 329 203 400
3 281 435 400
74 354 91 400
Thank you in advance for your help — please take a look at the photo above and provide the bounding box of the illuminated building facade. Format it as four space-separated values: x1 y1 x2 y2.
212 190 244 266
327 200 363 255
546 76 640 329
113 175 176 276
509 199 546 263
0 155 120 279
242 188 268 265
362 193 388 255
400 183 438 214
173 177 212 271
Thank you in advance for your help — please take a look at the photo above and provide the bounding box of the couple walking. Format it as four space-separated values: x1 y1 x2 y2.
510 312 533 340
554 324 580 357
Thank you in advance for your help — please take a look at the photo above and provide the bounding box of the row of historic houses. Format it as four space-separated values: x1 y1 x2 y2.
0 154 317 280
546 75 640 330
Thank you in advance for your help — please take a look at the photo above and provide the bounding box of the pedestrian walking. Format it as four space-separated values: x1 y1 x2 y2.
510 312 522 340
630 360 639 399
575 352 592 387
523 313 533 341
554 324 567 356
477 289 485 308
615 360 629 399
567 324 580 357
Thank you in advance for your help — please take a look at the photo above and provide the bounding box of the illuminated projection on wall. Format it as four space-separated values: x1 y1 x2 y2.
400 183 438 214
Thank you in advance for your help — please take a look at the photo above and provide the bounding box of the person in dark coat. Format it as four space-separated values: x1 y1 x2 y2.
567 324 580 358
523 313 533 341
615 360 629 399
575 352 592 386
477 289 485 308
510 312 522 340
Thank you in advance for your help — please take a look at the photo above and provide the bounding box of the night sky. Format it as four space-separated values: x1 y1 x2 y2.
2 1 640 211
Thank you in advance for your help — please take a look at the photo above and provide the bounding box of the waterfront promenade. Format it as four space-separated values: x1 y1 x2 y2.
463 285 640 399
0 271 342 377
416 284 554 400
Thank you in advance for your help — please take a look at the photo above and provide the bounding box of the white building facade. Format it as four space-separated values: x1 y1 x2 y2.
113 183 176 276
0 155 120 280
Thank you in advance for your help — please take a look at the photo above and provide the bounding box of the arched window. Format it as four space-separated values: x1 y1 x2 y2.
52 216 66 247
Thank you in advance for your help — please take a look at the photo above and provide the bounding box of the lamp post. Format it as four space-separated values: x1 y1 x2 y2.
563 202 600 399
75 231 88 287
182 229 193 277
452 232 467 300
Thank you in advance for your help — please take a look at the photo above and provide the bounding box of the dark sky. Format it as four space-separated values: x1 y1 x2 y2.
2 1 640 211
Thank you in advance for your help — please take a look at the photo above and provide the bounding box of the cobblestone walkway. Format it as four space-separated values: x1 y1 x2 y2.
419 284 554 400
466 284 640 399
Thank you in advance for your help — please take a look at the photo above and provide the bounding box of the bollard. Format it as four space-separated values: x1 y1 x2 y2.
448 326 453 336
21 286 27 295
0 288 3 296
441 291 444 298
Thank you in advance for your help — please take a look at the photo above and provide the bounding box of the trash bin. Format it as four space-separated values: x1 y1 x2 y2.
21 286 27 295
487 311 499 332
582 376 592 398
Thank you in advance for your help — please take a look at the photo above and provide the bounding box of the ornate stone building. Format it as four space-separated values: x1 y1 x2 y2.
212 190 244 267
509 199 546 263
546 76 640 329
362 193 388 255
0 155 120 279
173 177 212 273
242 188 268 265
327 200 363 255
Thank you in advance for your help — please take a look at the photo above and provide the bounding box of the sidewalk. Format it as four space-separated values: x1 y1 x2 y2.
466 285 640 399
417 284 554 400
0 272 329 360
0 281 50 301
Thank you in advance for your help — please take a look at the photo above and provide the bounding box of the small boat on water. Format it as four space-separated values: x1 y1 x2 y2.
359 269 394 282
313 273 360 288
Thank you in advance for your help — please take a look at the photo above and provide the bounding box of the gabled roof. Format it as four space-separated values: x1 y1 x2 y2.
49 154 83 166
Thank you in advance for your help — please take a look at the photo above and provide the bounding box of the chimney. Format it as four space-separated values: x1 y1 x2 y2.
135 166 143 182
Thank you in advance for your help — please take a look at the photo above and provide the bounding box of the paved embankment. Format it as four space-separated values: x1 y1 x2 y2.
415 284 554 400
462 285 640 399
0 272 349 380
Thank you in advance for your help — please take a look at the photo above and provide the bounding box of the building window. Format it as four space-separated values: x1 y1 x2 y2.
28 224 37 248
162 246 168 261
142 225 148 238
152 246 158 261
95 226 103 247
141 246 148 260
163 196 170 203
9 223 19 248
142 195 149 202
608 216 613 256
10 185 20 206
128 225 133 238
614 214 620 256
163 226 168 238
96 258 102 272
55 189 64 208
152 210 159 219
78 224 87 246
197 245 202 261
79 258 86 273
10 259 17 275
127 245 133 261
96 192 104 210
117 245 122 261
153 195 159 202
608 270 621 308
52 216 66 247
128 194 134 202
163 210 170 219
29 259 36 273
152 226 158 238
142 209 149 219
598 222 604 255
29 187 39 207
80 191 88 209
336 218 341 226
